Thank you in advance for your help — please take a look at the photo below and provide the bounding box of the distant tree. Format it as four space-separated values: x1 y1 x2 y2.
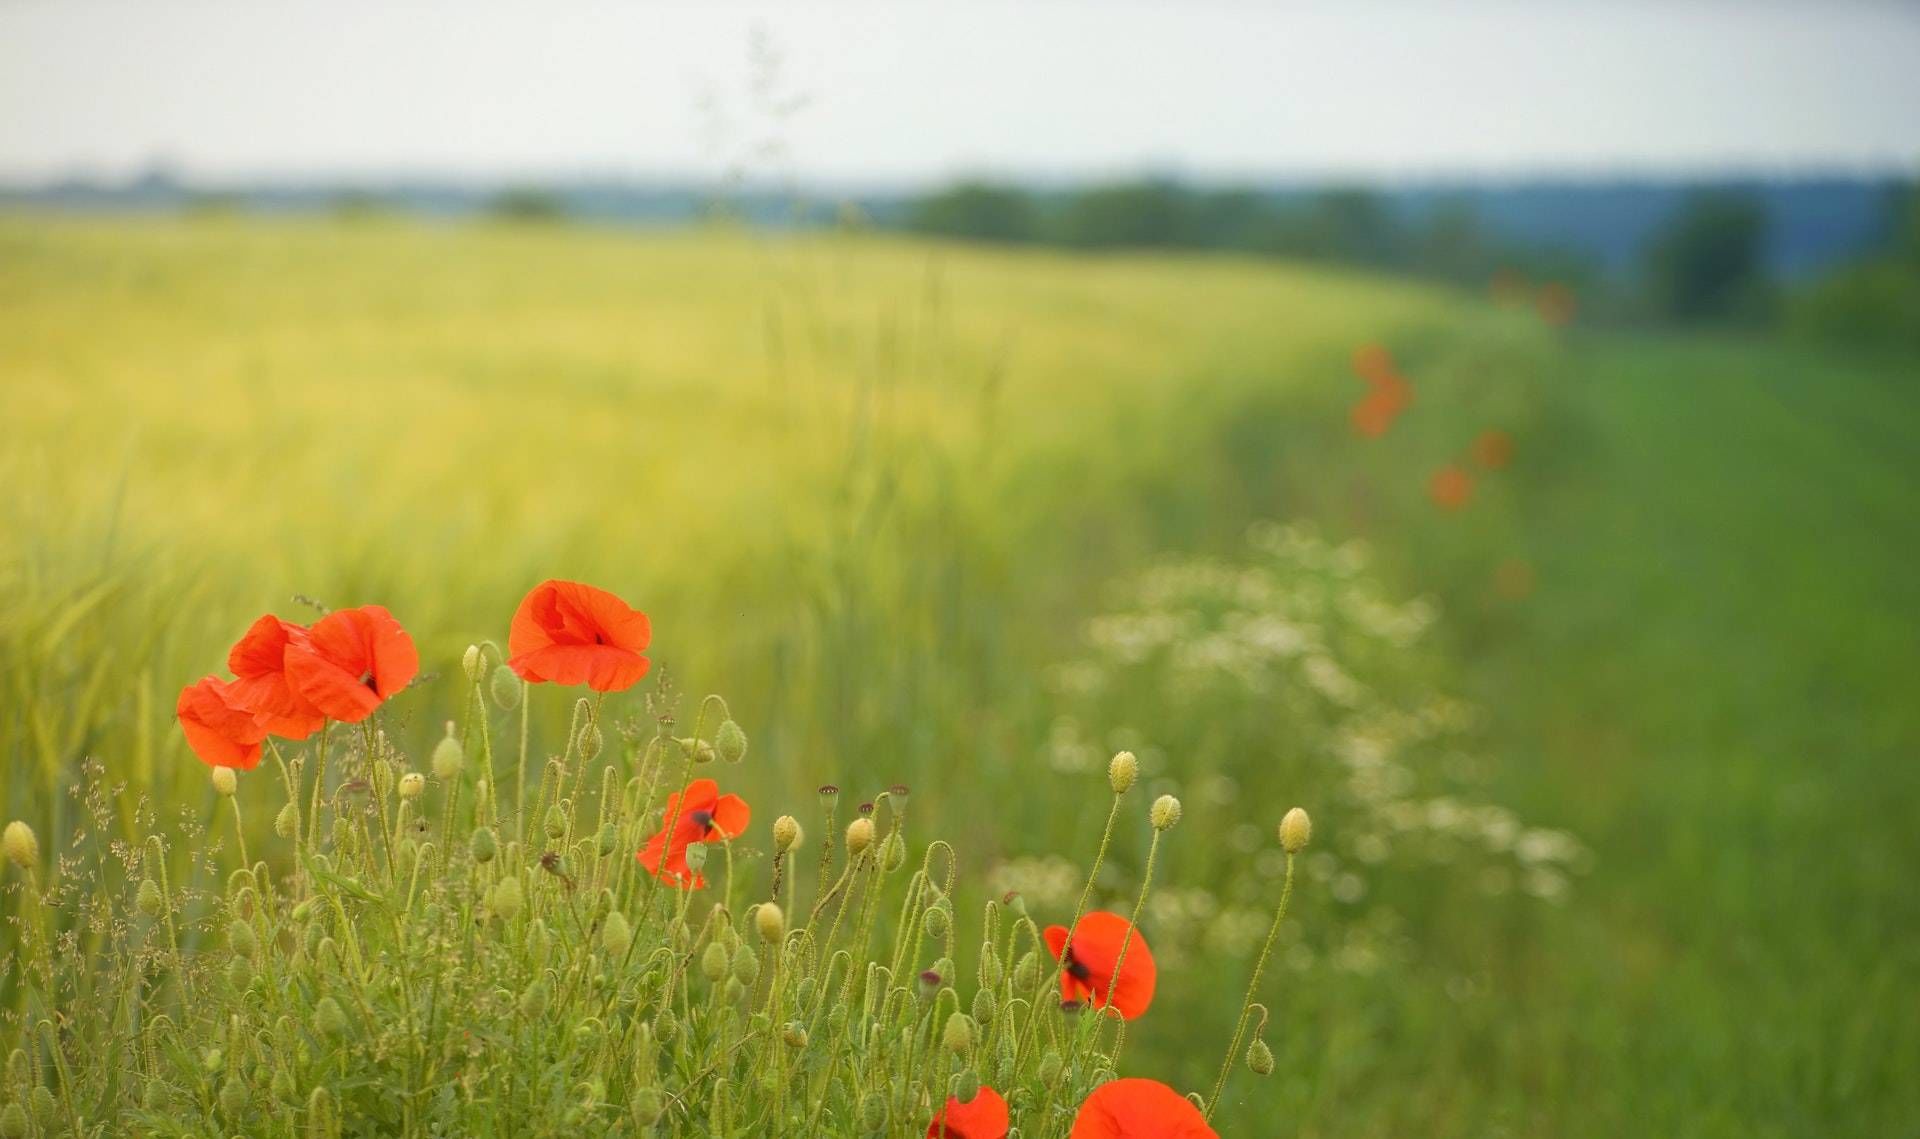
1646 191 1770 323
906 181 1039 243
487 187 568 223
1054 180 1191 249
1791 182 1920 352
1303 188 1404 266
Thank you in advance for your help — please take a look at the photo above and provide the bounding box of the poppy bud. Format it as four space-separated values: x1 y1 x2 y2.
0 1104 25 1139
211 766 238 797
136 877 165 917
596 821 618 858
702 941 728 983
1280 807 1312 854
1108 751 1139 795
1248 1038 1275 1075
398 772 425 800
471 827 498 863
218 1076 247 1119
229 919 258 959
925 901 951 940
462 644 483 682
715 719 748 764
1012 950 1040 991
270 1064 295 1103
972 986 997 1026
1150 794 1183 831
794 976 817 1007
942 1012 975 1055
274 800 299 839
432 724 465 780
882 832 907 871
519 979 549 1017
781 1021 809 1049
1037 1052 1064 1086
332 817 355 855
817 785 839 812
602 911 633 956
489 663 522 710
543 804 567 840
653 1012 679 1044
491 876 523 920
860 1091 887 1130
773 815 802 853
755 902 785 944
632 1087 664 1127
731 943 760 987
918 968 943 1000
577 720 603 762
474 778 492 814
227 955 253 990
953 1068 981 1104
845 817 875 856
313 996 348 1039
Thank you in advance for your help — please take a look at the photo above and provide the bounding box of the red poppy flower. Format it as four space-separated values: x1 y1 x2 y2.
283 605 419 724
637 778 750 890
1350 343 1395 386
1428 464 1473 511
1536 282 1577 327
507 580 652 693
1350 392 1397 438
1470 429 1515 470
927 1086 1008 1139
1070 1079 1217 1139
177 676 269 770
1043 911 1157 1020
225 615 325 739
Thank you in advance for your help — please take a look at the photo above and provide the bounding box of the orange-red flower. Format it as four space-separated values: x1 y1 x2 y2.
1536 281 1577 327
225 615 325 739
507 580 652 692
284 605 419 724
927 1086 1008 1139
1428 464 1473 511
637 778 750 889
1070 1079 1217 1139
1351 342 1395 386
177 676 269 770
1043 911 1157 1020
1470 429 1515 470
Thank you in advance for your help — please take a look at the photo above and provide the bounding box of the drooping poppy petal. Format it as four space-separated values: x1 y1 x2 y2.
1044 911 1157 1020
225 615 324 740
285 605 419 723
177 676 268 771
928 1086 1009 1139
1428 465 1473 511
1069 1079 1217 1139
507 580 651 692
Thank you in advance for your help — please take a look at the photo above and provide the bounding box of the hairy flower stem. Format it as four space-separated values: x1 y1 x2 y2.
1208 852 1294 1119
1017 790 1122 1067
309 721 332 848
228 793 250 871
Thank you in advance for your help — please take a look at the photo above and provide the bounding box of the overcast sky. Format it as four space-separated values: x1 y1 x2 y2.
3 1 1917 184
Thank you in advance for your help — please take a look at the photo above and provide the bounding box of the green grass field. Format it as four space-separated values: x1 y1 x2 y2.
2 215 1915 1135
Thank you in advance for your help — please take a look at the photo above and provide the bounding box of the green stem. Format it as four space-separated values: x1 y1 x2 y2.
1208 853 1293 1119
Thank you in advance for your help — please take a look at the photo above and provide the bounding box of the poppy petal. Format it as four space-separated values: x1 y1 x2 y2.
1069 1079 1216 1139
927 1086 1009 1139
177 677 267 771
708 794 751 840
507 643 648 692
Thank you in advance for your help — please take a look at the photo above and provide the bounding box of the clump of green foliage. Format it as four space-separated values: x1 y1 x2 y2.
1 648 1309 1136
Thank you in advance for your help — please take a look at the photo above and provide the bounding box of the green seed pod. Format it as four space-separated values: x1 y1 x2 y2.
313 997 348 1039
543 804 567 841
781 1021 808 1049
701 941 729 983
730 943 759 987
941 1012 975 1055
682 842 709 874
274 800 300 839
601 911 633 956
971 987 997 1026
714 719 747 764
882 832 907 871
1248 1038 1275 1076
137 877 165 917
489 664 522 710
432 723 465 780
519 979 549 1018
471 826 498 863
491 876 524 920
597 822 618 857
229 919 258 959
953 1068 981 1104
1037 1051 1064 1087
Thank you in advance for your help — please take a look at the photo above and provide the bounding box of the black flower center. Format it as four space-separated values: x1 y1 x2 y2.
1065 952 1092 982
690 809 715 832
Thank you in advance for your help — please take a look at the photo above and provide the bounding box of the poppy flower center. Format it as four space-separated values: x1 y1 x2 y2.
1065 951 1093 982
689 809 714 831
359 670 377 690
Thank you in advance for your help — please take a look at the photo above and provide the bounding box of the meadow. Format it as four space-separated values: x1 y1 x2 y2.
1 214 1916 1135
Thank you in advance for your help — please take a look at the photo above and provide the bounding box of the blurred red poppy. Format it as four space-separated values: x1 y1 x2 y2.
508 579 652 692
1470 429 1515 470
1537 282 1577 326
927 1086 1008 1139
1042 911 1157 1020
225 615 324 739
638 778 750 890
1070 1079 1217 1139
1350 394 1395 438
177 676 268 770
284 605 419 723
1429 465 1473 511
